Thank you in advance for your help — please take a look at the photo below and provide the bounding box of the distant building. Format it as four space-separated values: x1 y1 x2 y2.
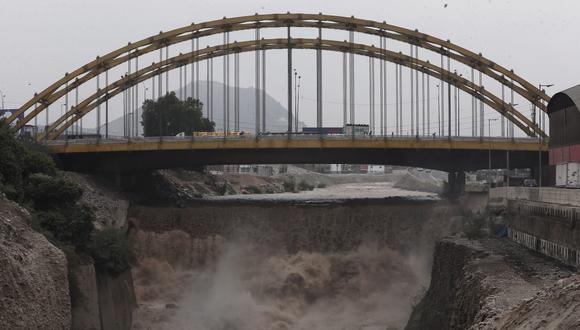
343 124 370 136
548 84 580 166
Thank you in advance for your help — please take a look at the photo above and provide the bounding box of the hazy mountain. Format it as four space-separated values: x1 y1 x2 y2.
99 81 304 137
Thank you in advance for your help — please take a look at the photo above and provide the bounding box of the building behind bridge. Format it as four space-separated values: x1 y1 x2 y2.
547 84 580 187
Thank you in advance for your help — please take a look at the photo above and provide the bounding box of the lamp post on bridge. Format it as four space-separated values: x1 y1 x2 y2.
297 75 301 133
293 69 298 133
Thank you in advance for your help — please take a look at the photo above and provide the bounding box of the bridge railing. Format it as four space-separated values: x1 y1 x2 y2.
45 134 546 146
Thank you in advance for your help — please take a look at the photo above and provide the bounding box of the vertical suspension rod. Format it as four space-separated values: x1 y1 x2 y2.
369 56 374 133
422 70 425 136
415 46 419 135
343 51 347 127
427 74 430 136
349 30 355 131
383 36 387 137
255 27 261 134
190 38 198 100
395 63 399 136
410 45 414 136
287 26 293 135
105 70 109 139
398 62 403 136
206 56 210 120
195 38 200 99
262 47 266 132
479 71 484 138
235 51 240 131
379 34 384 135
316 23 323 129
440 52 444 136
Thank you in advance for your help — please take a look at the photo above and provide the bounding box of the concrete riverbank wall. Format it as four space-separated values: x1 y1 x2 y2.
489 187 580 269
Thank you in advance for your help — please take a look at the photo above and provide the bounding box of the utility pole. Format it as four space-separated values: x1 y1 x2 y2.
0 89 5 109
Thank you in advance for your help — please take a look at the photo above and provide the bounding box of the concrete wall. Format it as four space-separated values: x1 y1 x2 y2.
490 186 580 207
97 270 137 330
72 264 101 330
508 227 580 268
489 186 580 269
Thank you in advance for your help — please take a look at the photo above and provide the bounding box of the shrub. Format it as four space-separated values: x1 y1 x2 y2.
25 174 83 210
0 127 56 199
317 182 327 189
90 228 133 277
34 203 95 250
20 144 57 178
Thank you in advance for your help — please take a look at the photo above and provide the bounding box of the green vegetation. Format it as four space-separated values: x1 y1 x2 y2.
0 127 55 200
316 182 327 189
0 124 132 285
141 92 215 136
90 229 133 276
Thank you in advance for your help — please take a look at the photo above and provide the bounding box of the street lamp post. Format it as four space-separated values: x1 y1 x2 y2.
488 118 498 187
537 84 553 188
537 84 553 130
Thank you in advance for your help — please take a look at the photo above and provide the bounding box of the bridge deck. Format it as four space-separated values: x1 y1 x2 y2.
48 136 547 154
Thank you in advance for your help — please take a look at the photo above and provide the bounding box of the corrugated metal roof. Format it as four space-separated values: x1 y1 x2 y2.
548 84 580 113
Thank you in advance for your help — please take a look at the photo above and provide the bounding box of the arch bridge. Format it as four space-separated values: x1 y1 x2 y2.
5 13 549 172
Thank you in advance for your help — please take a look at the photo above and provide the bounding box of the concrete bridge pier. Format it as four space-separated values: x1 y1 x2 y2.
446 171 466 199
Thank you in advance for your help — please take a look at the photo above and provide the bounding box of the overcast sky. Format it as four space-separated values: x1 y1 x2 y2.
1 0 578 133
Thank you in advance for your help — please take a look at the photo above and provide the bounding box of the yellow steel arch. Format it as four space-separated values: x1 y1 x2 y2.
42 38 543 140
7 13 549 136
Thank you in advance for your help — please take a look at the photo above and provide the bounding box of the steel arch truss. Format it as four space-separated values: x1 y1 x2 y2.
6 13 549 139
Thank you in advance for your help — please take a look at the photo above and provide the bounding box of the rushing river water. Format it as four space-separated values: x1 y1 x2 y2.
205 182 438 202
131 182 454 330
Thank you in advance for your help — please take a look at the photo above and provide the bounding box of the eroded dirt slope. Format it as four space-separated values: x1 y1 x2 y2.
0 195 71 329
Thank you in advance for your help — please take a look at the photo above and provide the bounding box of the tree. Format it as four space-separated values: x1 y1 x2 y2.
141 92 215 137
0 125 56 200
90 228 133 276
